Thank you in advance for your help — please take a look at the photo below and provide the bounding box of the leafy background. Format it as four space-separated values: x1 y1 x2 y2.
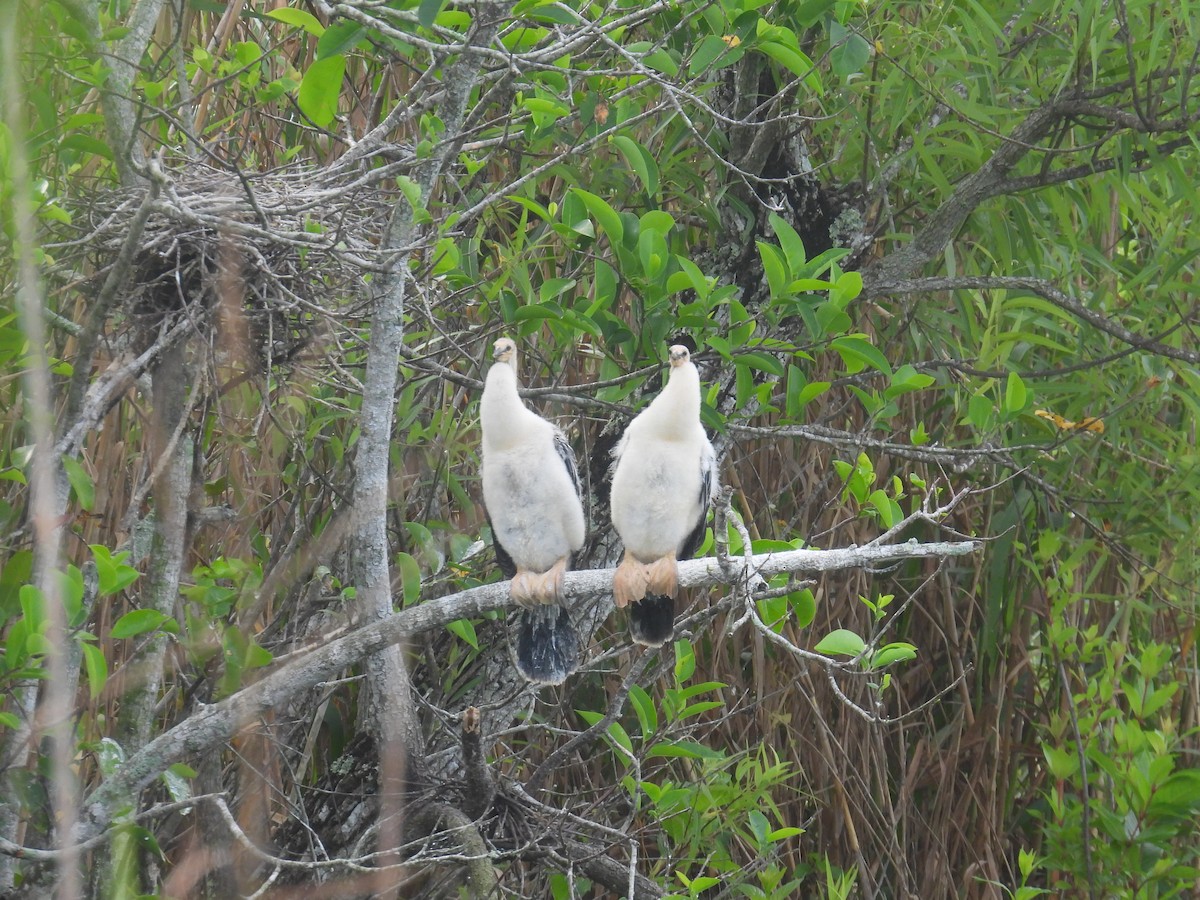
0 0 1197 896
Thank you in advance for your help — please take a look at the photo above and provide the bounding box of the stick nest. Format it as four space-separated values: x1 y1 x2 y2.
47 159 409 372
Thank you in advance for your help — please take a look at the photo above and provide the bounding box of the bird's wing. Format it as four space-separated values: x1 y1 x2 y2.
680 438 717 560
553 426 582 500
484 506 517 579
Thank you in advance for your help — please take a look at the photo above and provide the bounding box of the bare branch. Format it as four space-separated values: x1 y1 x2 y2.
865 275 1200 365
75 537 978 843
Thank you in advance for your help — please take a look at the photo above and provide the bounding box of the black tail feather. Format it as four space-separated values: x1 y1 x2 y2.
630 593 674 647
515 604 580 685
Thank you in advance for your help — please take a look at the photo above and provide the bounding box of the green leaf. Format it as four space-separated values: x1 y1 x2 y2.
757 242 789 297
62 455 94 511
830 21 871 79
737 351 784 376
446 618 479 648
689 34 733 76
418 0 446 29
59 133 114 161
758 41 823 93
628 684 657 738
161 764 192 805
831 271 863 304
298 54 344 127
871 643 917 667
111 609 173 640
265 7 325 36
396 551 422 606
768 213 808 268
396 176 424 215
886 364 935 399
316 21 365 59
814 628 866 657
89 545 139 595
748 809 770 846
633 47 675 76
572 188 624 243
647 740 726 760
968 393 993 431
673 639 696 682
81 641 107 699
830 336 891 375
613 135 660 199
789 588 817 627
869 489 897 528
1005 371 1027 414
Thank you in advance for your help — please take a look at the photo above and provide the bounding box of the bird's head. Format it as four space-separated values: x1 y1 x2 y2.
492 337 517 364
668 345 691 368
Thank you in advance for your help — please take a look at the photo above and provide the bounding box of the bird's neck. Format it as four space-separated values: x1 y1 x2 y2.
643 363 700 438
481 363 538 448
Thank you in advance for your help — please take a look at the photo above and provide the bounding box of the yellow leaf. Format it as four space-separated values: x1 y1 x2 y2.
1035 409 1104 433
722 35 741 47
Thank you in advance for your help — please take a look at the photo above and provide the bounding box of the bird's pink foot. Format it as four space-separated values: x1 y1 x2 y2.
646 555 678 598
613 553 648 608
537 557 569 605
510 570 540 608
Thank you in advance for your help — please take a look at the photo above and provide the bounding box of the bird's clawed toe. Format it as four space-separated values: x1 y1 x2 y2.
510 570 539 607
646 555 679 598
613 553 648 608
543 558 568 605
512 560 570 607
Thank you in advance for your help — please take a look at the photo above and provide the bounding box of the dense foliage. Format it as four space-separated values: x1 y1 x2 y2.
0 0 1197 896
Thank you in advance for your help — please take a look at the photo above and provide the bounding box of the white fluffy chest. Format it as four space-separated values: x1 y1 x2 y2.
482 444 585 572
610 439 703 560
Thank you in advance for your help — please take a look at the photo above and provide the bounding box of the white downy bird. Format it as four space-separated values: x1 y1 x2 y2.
480 337 586 684
609 345 717 646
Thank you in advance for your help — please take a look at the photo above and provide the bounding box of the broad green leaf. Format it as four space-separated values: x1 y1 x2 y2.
316 21 365 58
831 336 891 375
628 684 657 738
789 588 817 627
673 639 696 682
647 740 726 760
757 242 789 297
768 213 807 269
89 545 139 595
814 628 866 657
830 20 871 78
111 609 174 640
869 489 898 528
689 34 732 76
446 618 479 648
758 41 823 93
737 351 784 376
572 188 623 243
396 551 422 606
613 135 660 199
81 641 107 699
1005 371 1027 414
59 134 113 161
871 643 917 667
298 54 344 127
162 764 193 805
265 7 325 36
418 0 446 29
748 809 770 845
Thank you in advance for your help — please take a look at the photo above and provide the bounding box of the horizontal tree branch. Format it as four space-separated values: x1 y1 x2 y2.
864 275 1200 365
75 538 978 843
